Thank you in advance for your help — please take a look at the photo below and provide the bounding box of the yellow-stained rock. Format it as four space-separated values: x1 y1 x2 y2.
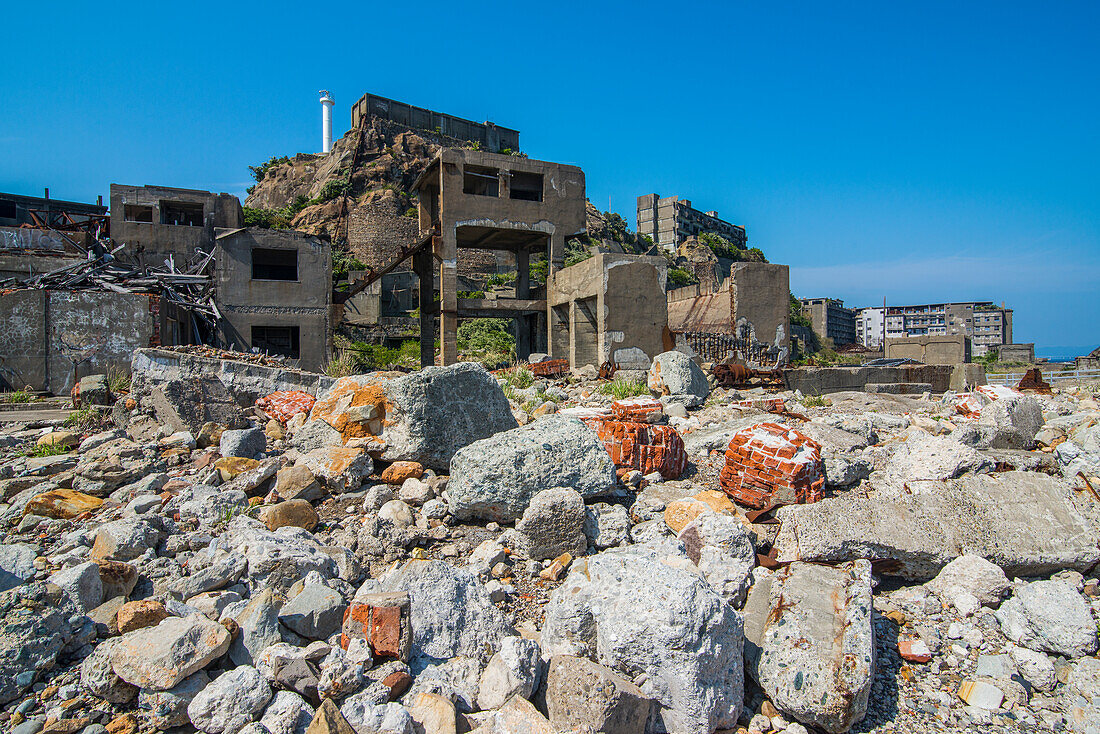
24 489 103 519
37 431 79 450
380 461 424 485
215 456 260 482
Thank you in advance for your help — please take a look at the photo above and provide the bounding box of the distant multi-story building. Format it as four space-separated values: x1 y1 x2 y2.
800 298 857 346
873 301 1013 357
636 194 747 253
856 307 886 349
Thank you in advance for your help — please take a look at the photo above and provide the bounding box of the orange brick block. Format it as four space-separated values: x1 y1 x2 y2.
719 422 824 510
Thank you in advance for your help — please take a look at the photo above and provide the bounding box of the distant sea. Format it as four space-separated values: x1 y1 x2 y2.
1036 346 1095 362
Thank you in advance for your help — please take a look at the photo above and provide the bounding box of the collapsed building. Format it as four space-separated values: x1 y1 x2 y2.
666 262 791 367
0 185 332 393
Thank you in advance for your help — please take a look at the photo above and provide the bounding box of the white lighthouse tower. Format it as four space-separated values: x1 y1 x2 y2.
319 90 334 153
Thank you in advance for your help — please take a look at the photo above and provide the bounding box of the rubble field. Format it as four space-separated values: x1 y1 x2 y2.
0 351 1098 734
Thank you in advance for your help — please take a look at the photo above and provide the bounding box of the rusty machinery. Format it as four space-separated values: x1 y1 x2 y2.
711 363 784 389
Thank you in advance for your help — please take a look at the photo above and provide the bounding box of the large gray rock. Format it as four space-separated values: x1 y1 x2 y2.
647 351 710 407
477 636 542 710
229 589 283 667
80 638 137 704
775 472 1100 579
514 487 588 560
279 582 347 641
110 613 232 690
145 376 248 435
925 554 1011 607
47 561 103 612
139 671 210 729
977 393 1044 449
307 364 516 472
259 690 314 734
584 503 632 549
0 583 75 705
545 655 651 734
377 560 509 664
541 542 744 734
743 561 874 734
881 429 993 486
223 517 337 595
448 415 616 522
187 664 273 733
77 373 112 406
0 544 37 593
678 511 756 607
220 427 267 459
994 580 1098 658
91 516 165 561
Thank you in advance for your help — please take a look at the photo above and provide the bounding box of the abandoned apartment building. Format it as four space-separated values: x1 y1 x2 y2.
636 193 748 253
0 184 331 393
799 297 857 347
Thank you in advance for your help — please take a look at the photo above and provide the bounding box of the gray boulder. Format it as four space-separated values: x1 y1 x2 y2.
774 472 1100 580
541 542 743 734
139 671 210 729
584 503 632 549
926 554 1011 607
647 351 710 407
77 373 112 406
259 690 314 734
881 428 993 486
91 516 165 561
514 487 588 561
0 583 75 705
110 613 231 690
290 420 342 453
978 393 1044 449
743 561 874 734
377 560 510 664
448 415 616 522
279 582 347 641
545 655 651 734
994 579 1098 658
47 561 103 612
187 664 273 733
229 589 283 667
146 376 248 435
477 636 542 710
678 511 756 607
220 427 267 459
80 638 138 704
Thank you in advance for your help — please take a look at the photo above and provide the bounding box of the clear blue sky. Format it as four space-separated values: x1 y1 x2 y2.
2 2 1097 357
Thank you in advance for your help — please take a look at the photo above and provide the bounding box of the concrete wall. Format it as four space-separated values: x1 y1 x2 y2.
998 343 1035 363
547 253 668 369
213 228 332 372
111 184 243 264
783 364 958 395
885 334 970 365
0 289 156 394
350 93 520 152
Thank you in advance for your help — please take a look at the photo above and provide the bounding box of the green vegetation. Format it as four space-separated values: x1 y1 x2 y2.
458 319 516 367
457 290 485 299
316 178 351 203
598 377 651 399
487 272 517 288
249 156 290 182
404 207 418 218
64 407 111 432
24 442 70 458
332 251 368 286
667 267 697 288
528 256 549 285
801 394 831 408
789 293 813 329
564 238 593 267
698 233 767 263
2 390 33 404
323 352 357 378
106 368 131 395
502 365 535 389
346 340 422 371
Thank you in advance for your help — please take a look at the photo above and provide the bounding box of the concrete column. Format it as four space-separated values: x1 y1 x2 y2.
439 228 459 366
514 247 531 361
414 247 434 368
546 232 565 357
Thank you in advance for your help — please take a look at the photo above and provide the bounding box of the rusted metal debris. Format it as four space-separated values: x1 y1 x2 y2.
529 358 569 378
712 363 784 389
1017 367 1053 394
598 360 619 380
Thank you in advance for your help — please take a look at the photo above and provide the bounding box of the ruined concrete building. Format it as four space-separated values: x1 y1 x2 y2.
548 252 670 370
636 193 747 253
0 190 108 281
799 297 857 347
666 263 790 366
412 149 586 365
350 93 520 153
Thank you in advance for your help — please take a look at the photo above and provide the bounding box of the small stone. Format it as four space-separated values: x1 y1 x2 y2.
957 680 1004 710
261 499 319 532
898 639 933 663
275 466 323 503
116 599 169 634
220 427 266 460
381 462 424 485
378 500 413 528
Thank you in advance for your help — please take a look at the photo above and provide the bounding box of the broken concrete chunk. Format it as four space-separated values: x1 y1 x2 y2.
448 415 616 522
544 655 650 734
147 376 248 434
647 351 710 407
926 554 1011 607
744 560 874 734
513 487 587 561
994 579 1098 658
109 613 231 690
774 472 1100 580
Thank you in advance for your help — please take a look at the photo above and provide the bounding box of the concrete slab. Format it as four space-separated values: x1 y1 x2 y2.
774 472 1100 579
